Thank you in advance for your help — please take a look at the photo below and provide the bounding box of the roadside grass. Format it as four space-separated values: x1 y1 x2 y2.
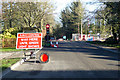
86 41 120 49
0 58 20 72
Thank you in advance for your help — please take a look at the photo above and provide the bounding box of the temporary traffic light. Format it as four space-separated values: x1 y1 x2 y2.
46 24 50 34
39 53 49 63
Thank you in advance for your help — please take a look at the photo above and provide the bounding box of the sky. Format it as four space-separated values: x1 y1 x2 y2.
0 0 100 22
52 0 98 13
50 0 100 22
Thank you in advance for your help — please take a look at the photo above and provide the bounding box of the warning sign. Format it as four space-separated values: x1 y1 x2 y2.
16 33 42 49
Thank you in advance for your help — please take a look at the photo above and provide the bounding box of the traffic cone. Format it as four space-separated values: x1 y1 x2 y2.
56 40 58 48
93 36 94 41
50 40 52 44
51 44 57 48
51 44 54 47
82 35 86 41
50 40 52 46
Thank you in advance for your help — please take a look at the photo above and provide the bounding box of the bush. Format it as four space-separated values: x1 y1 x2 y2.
104 37 118 44
2 28 18 39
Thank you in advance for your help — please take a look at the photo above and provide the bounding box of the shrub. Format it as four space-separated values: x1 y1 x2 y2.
104 37 118 44
2 27 18 39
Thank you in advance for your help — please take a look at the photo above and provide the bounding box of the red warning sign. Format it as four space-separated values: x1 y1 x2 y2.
16 33 42 49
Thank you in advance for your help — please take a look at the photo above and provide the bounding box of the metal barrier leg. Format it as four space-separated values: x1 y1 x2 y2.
34 49 37 63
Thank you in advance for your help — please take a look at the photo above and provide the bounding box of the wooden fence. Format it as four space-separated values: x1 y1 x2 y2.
2 38 16 48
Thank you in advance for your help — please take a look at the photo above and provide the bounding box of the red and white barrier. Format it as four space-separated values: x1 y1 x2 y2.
50 40 53 46
56 40 58 47
50 40 58 48
93 36 94 41
82 35 86 41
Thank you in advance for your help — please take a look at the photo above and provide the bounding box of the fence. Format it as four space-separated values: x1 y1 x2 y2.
2 38 16 48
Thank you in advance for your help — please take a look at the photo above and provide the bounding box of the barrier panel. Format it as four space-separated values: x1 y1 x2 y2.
50 40 58 48
16 33 42 49
16 33 44 63
87 36 94 41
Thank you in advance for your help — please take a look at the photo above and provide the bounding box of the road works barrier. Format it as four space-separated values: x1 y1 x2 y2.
82 35 86 41
16 33 44 63
39 53 49 63
87 36 95 41
50 40 58 48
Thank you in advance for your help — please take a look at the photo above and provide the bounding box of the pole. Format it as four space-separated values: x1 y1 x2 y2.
34 49 36 63
41 19 43 32
78 23 79 34
81 19 83 40
88 18 90 37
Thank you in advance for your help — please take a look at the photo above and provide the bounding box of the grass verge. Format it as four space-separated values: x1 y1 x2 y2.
0 58 20 72
86 41 120 49
0 47 21 52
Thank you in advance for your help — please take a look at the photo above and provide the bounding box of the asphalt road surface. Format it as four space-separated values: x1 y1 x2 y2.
2 41 119 79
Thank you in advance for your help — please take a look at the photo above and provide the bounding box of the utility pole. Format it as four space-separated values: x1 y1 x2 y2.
10 2 12 28
88 18 90 36
81 19 83 40
78 23 79 34
40 19 43 32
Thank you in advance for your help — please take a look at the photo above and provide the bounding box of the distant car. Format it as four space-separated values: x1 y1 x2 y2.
58 38 63 41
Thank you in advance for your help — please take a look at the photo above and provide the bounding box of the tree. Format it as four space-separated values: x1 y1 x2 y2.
59 0 84 39
53 22 63 39
93 1 120 43
2 2 55 34
104 2 120 43
2 2 17 30
15 2 54 28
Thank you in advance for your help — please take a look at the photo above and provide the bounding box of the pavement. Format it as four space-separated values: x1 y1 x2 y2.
0 50 34 60
1 41 119 79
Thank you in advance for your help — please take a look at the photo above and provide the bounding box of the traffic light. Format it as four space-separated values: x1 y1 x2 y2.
46 24 50 34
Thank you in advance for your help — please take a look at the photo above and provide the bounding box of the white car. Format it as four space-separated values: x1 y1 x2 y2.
58 38 63 41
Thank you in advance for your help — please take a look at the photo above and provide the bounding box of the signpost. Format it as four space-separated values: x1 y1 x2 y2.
16 33 42 63
45 24 51 47
16 33 42 49
16 30 49 63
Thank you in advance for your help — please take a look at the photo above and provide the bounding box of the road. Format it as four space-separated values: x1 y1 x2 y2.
2 41 119 79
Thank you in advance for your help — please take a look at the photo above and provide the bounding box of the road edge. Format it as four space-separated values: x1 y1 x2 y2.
86 42 119 54
0 49 40 78
0 56 30 78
